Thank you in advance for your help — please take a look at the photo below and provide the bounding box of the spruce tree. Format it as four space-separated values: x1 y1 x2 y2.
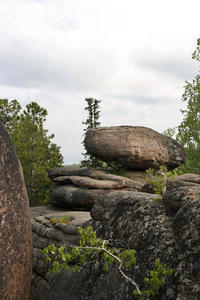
81 98 103 168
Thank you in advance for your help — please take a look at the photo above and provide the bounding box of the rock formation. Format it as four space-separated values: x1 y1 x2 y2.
0 121 32 300
48 167 143 210
84 126 186 170
30 178 200 299
30 207 91 300
30 126 197 299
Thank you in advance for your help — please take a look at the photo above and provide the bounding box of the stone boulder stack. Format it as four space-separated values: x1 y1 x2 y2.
48 126 186 210
48 167 143 210
84 126 186 170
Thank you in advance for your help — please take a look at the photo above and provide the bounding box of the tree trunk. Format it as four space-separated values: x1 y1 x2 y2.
29 169 34 206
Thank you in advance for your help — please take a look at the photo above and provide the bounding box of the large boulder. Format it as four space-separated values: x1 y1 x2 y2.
30 186 200 299
84 126 186 170
0 122 32 300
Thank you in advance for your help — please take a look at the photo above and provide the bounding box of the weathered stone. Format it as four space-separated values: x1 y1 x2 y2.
84 126 186 170
30 188 200 299
163 186 200 212
167 173 200 190
90 191 200 299
0 121 32 300
30 208 92 300
53 175 142 190
173 199 200 299
49 185 112 210
48 167 88 179
126 170 148 184
49 168 142 210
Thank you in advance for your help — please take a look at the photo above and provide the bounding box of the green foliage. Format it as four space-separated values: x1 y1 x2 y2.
82 98 101 130
133 258 174 299
81 98 104 168
42 226 173 299
191 37 200 61
177 72 200 174
175 38 200 175
104 161 130 178
146 159 177 200
162 127 177 139
49 215 72 226
0 100 63 206
93 173 102 180
64 163 81 167
0 99 21 133
42 226 136 274
161 39 200 175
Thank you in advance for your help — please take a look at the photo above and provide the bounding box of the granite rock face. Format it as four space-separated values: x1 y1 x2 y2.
30 184 200 299
49 167 143 210
30 207 91 300
166 173 200 190
84 126 186 170
0 121 32 300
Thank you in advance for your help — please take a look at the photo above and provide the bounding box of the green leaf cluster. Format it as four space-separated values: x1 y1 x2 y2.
133 258 174 299
146 158 177 200
42 226 136 274
49 215 72 226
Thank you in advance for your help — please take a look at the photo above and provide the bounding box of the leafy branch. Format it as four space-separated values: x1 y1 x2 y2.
146 158 177 200
42 226 173 299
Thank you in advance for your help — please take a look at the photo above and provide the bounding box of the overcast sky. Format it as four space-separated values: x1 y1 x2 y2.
0 0 200 164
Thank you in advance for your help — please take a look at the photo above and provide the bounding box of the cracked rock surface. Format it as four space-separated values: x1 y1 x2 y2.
30 183 200 299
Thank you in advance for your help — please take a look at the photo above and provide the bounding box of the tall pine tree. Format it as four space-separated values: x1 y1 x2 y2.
81 98 103 168
0 100 63 206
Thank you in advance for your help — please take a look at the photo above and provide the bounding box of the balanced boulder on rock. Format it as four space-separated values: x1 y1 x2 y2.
84 126 186 170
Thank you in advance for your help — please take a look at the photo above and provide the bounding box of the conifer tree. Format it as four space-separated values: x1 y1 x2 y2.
81 98 103 168
0 99 63 206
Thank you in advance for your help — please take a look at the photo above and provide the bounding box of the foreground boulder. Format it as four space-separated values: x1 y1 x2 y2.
84 126 186 170
30 185 200 299
0 121 32 300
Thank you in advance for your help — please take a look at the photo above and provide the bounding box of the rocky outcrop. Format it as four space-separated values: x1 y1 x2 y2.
167 173 200 190
84 126 186 170
163 185 200 211
0 121 32 300
30 181 200 299
49 167 143 210
30 207 91 300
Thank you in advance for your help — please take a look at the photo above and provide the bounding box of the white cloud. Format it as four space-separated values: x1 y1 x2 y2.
0 0 200 163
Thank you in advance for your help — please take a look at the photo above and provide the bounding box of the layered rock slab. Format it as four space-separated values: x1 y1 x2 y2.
84 126 186 170
0 121 32 300
49 167 143 210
